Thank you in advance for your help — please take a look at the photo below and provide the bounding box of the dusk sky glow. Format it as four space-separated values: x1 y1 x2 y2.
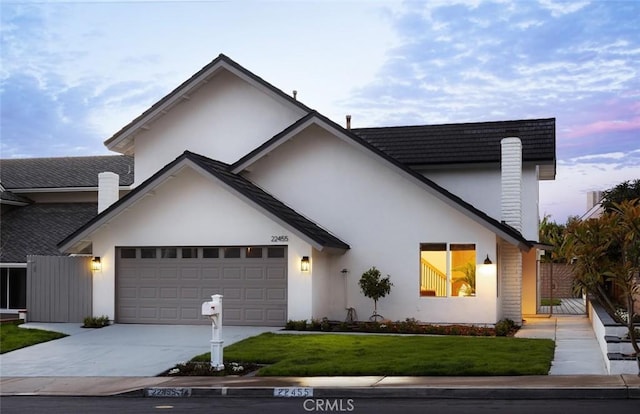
1 0 638 223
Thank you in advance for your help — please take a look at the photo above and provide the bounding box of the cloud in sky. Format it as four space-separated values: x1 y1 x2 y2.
1 0 638 223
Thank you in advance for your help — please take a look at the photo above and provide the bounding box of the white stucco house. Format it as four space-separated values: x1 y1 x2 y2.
11 54 557 326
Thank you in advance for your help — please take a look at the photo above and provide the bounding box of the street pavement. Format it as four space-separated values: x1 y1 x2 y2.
1 315 639 399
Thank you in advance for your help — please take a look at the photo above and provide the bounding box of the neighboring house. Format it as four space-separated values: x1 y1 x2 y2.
3 54 556 326
0 156 134 312
581 190 604 220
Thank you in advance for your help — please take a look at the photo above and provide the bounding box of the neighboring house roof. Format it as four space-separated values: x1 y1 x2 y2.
104 54 312 155
232 111 534 251
58 151 350 254
353 118 556 179
0 203 97 263
0 155 134 190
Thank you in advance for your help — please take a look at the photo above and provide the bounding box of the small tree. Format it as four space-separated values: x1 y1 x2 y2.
358 267 392 321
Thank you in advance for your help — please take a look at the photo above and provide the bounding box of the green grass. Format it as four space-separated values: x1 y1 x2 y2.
541 298 562 306
0 321 67 354
193 333 555 376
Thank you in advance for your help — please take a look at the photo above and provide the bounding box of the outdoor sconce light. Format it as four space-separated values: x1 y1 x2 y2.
301 256 310 272
483 254 492 265
91 257 102 272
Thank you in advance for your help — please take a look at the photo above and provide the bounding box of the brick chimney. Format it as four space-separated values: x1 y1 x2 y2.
501 137 522 232
98 172 120 213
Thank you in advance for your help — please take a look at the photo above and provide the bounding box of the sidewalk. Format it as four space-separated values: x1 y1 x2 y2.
2 315 638 399
515 314 609 375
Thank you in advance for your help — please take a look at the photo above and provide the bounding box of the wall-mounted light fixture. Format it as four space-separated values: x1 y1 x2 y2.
91 257 102 272
483 254 492 265
301 256 310 272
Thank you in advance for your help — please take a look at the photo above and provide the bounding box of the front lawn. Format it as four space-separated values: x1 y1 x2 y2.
190 333 555 376
541 298 562 306
0 321 67 354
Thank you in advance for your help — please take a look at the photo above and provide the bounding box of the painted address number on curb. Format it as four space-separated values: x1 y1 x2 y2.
146 388 192 397
273 387 313 397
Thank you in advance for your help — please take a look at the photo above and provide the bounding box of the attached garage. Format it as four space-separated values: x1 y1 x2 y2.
115 245 287 326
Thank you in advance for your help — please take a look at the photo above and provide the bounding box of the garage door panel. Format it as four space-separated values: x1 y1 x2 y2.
140 287 158 298
180 308 199 320
160 308 178 320
202 268 220 279
119 288 137 299
244 308 265 323
180 268 200 279
222 287 242 300
160 288 178 298
267 288 286 301
222 267 241 280
139 307 158 319
245 267 265 280
267 267 286 280
116 246 287 325
159 268 179 279
266 309 286 323
119 306 137 319
245 288 264 300
223 308 242 324
181 288 199 299
139 268 157 279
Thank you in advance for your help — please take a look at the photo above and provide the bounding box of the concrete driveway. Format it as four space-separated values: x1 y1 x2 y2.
0 323 280 377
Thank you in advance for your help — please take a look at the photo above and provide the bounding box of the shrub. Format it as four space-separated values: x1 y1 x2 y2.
320 317 331 332
495 318 516 336
83 315 110 328
285 319 308 331
309 319 322 330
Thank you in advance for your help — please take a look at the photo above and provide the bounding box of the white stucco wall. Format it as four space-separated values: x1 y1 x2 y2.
90 167 314 320
245 125 501 324
422 165 540 241
133 69 304 185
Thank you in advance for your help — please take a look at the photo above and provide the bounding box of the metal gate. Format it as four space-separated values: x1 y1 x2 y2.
27 255 92 323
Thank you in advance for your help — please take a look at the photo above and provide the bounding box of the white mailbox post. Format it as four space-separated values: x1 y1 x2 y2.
201 294 224 371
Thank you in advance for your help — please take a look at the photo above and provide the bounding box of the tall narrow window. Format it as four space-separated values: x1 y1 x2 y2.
420 243 447 297
451 244 476 296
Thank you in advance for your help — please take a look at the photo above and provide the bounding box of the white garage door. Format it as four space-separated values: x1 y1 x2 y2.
115 246 287 325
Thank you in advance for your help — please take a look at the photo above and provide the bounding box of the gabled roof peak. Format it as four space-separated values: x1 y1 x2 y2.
104 54 312 155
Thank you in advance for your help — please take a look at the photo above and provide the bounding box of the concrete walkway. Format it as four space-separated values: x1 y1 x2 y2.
516 314 608 375
0 323 279 377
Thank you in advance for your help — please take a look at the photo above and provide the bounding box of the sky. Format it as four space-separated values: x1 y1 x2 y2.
1 0 639 224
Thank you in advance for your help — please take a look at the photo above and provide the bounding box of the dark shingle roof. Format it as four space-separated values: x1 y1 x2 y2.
59 151 349 252
0 203 97 263
352 118 555 166
0 155 134 189
186 152 349 251
0 190 32 204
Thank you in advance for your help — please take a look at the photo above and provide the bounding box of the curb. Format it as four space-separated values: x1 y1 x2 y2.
132 386 640 400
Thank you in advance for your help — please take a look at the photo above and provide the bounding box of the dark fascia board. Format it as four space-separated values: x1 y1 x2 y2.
231 113 533 251
104 54 313 154
58 151 349 254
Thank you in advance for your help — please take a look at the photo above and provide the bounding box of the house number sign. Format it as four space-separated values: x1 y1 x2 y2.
271 235 289 242
274 387 313 397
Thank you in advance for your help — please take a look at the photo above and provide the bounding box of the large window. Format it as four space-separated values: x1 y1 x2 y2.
1 267 27 309
420 243 476 297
